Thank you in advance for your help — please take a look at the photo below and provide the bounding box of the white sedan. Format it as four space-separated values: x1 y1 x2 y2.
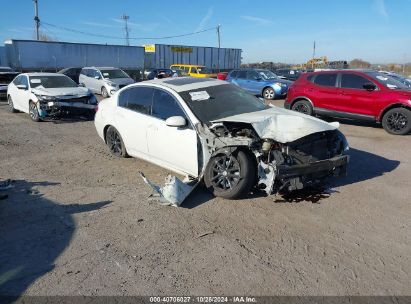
95 78 349 199
7 73 97 121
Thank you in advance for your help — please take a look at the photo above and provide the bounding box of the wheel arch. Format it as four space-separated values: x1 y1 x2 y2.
378 103 411 123
103 124 112 143
262 86 275 96
289 96 314 110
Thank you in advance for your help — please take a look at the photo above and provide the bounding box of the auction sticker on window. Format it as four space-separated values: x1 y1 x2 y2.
30 79 41 84
189 91 210 101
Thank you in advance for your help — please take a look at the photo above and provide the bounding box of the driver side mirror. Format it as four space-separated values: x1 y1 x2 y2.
17 84 28 90
165 116 186 128
363 83 376 91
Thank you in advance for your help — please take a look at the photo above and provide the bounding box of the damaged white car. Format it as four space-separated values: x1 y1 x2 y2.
7 73 97 121
95 78 349 203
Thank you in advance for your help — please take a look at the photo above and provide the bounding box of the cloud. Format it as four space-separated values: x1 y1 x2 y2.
240 15 272 25
195 7 213 32
375 0 388 19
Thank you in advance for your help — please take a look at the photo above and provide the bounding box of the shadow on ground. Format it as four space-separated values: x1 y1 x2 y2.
0 180 111 298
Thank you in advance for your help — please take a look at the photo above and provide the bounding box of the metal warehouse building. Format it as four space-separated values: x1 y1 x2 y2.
143 44 242 71
2 39 242 72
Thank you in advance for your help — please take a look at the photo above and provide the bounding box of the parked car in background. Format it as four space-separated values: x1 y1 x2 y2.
275 68 302 81
170 64 217 78
217 72 228 80
79 67 134 97
226 69 292 100
58 67 82 84
285 70 411 135
123 68 143 82
146 69 175 80
94 78 348 201
7 73 97 121
379 71 411 89
0 67 19 99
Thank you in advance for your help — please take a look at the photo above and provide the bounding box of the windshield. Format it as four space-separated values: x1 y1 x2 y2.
179 84 269 122
29 75 78 88
366 72 409 90
258 70 278 80
100 69 129 79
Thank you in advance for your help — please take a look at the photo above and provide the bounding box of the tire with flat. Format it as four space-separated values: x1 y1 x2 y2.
291 99 313 116
29 101 41 122
7 95 17 113
204 150 256 199
382 108 411 135
106 126 128 157
263 87 275 100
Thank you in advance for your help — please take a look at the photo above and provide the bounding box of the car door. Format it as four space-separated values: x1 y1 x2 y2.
310 73 339 111
146 88 198 177
338 73 381 116
114 86 154 158
232 70 249 92
13 75 31 112
246 70 262 94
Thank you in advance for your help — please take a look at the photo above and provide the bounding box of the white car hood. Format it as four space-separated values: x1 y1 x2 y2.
32 86 91 97
213 107 339 143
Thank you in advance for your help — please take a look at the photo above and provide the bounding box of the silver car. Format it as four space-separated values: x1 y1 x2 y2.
79 67 134 97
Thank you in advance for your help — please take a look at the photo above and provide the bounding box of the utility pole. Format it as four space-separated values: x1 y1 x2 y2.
312 41 316 59
216 24 221 72
121 14 130 46
33 0 40 40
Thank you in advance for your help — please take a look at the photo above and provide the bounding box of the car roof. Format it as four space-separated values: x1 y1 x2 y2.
24 72 69 77
139 77 226 93
82 66 118 70
170 64 205 67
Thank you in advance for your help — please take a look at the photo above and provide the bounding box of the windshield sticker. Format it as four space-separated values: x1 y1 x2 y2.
30 79 41 84
376 76 388 81
189 91 210 101
103 73 109 77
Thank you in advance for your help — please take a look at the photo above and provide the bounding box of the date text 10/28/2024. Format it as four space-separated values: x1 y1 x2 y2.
149 296 257 303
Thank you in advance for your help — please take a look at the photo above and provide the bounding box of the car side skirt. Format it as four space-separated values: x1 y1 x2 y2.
314 107 376 122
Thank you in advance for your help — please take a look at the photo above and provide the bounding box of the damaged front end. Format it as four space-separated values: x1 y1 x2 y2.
36 94 97 119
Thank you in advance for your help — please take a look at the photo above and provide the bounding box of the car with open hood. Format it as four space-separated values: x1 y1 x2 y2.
94 78 349 203
7 73 97 121
226 69 293 100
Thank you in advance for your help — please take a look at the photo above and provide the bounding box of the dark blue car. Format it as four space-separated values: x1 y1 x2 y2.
226 69 293 100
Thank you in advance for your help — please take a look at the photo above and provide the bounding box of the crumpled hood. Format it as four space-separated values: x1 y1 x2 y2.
213 107 339 143
104 78 134 86
32 86 91 98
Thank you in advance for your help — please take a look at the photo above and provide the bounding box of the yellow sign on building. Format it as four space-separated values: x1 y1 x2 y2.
143 44 156 53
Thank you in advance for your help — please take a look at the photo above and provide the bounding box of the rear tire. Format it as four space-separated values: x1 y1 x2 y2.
263 87 275 100
101 87 109 98
382 108 411 135
7 95 17 113
291 99 313 116
204 150 256 199
29 101 40 122
106 126 128 157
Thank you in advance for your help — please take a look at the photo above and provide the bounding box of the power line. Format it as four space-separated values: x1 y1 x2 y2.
41 21 217 41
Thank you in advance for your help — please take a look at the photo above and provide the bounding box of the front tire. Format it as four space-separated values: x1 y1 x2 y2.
291 99 313 116
101 87 109 98
106 126 128 157
7 95 17 113
204 150 256 199
263 87 275 100
382 108 411 135
29 101 40 122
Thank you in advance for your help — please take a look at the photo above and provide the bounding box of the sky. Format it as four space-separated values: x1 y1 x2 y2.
1 0 410 64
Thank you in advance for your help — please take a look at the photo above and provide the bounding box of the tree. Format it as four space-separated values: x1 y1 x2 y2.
350 59 371 69
33 31 58 42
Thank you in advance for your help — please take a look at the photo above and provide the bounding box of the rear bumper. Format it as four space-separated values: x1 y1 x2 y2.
277 155 349 179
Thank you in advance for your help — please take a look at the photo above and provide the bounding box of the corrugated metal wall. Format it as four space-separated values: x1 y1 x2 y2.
4 40 145 71
145 44 242 70
0 46 6 66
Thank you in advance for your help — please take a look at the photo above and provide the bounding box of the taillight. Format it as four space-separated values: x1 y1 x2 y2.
95 104 99 112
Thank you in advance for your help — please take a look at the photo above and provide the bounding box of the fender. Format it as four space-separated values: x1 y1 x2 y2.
377 101 411 122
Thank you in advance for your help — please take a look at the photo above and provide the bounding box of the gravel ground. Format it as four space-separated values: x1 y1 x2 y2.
0 98 410 296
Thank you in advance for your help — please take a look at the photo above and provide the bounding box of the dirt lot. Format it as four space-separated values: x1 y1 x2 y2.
0 98 410 296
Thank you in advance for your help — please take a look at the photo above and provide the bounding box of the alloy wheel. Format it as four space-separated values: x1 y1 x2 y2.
107 129 122 156
210 155 241 190
294 103 310 114
264 88 275 99
386 111 408 132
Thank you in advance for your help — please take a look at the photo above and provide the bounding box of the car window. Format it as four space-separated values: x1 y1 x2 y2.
229 71 238 78
314 73 337 87
183 67 189 73
20 75 29 87
341 74 371 90
237 71 247 79
118 87 154 115
152 89 186 120
13 75 22 85
190 67 198 74
247 70 260 80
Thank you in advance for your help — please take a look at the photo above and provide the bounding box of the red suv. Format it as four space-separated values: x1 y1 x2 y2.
285 70 411 135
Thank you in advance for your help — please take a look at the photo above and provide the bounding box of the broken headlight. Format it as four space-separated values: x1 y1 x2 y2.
35 94 57 102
